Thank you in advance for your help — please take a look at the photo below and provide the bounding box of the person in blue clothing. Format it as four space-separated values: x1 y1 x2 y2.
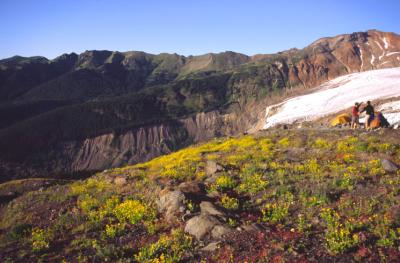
360 101 375 130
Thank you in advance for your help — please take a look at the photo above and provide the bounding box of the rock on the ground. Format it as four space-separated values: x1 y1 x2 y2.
381 159 399 173
200 201 225 217
178 181 204 195
205 160 223 176
211 225 232 239
113 176 127 186
206 191 220 199
184 215 219 240
102 175 114 183
204 174 220 184
200 241 220 252
157 190 186 222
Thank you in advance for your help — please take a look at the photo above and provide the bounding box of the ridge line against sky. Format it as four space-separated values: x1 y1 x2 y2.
1 0 400 59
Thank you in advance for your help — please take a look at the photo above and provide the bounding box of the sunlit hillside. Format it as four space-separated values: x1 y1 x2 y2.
1 129 400 262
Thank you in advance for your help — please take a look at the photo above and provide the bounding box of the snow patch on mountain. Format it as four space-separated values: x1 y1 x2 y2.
387 52 400 56
359 45 364 70
377 100 400 125
375 40 385 60
370 55 375 65
383 37 389 49
263 67 400 129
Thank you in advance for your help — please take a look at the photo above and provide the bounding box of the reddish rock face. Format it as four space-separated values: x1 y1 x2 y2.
253 30 400 89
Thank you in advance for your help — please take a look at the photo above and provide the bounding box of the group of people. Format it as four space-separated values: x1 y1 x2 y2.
350 101 375 130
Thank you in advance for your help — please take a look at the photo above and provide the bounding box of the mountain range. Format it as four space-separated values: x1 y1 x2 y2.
1 29 400 182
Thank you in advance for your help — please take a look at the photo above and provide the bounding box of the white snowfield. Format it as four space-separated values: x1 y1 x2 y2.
377 100 400 126
263 67 400 129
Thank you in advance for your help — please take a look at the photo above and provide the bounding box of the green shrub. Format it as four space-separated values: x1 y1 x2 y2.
70 178 111 197
342 154 357 164
320 208 359 254
373 214 400 248
337 137 358 153
304 159 321 178
113 199 146 225
314 138 331 149
78 194 100 214
212 174 237 191
31 228 51 253
220 194 239 210
228 218 238 227
262 202 290 224
102 195 121 215
237 172 268 194
104 223 125 238
368 159 385 176
261 193 293 224
8 223 32 240
278 137 290 147
135 229 192 262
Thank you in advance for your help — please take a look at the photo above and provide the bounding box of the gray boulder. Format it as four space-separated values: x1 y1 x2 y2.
178 181 204 195
211 225 232 239
184 215 219 240
200 201 225 217
381 159 399 173
206 191 220 199
113 176 127 186
157 190 186 222
205 160 223 176
204 174 219 184
200 241 220 252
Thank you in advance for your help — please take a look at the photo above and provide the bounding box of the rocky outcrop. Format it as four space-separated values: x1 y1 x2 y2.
205 160 224 177
184 202 232 241
184 215 220 240
184 203 232 241
51 111 245 175
69 123 186 171
381 159 399 173
65 111 235 174
252 30 400 89
199 201 225 217
157 189 186 222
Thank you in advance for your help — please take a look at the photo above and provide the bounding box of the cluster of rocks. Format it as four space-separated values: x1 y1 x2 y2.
156 160 237 250
157 185 234 251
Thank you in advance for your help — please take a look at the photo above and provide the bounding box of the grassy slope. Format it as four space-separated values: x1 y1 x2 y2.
1 129 400 262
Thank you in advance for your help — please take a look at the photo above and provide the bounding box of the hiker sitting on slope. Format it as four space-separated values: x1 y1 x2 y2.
360 101 375 130
351 102 362 130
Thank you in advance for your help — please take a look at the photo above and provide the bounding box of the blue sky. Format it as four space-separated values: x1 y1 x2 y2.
0 0 399 59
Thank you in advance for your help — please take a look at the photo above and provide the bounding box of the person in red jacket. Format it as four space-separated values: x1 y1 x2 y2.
351 102 362 129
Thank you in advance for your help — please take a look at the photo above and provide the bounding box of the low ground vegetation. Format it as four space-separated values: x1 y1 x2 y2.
1 129 400 262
